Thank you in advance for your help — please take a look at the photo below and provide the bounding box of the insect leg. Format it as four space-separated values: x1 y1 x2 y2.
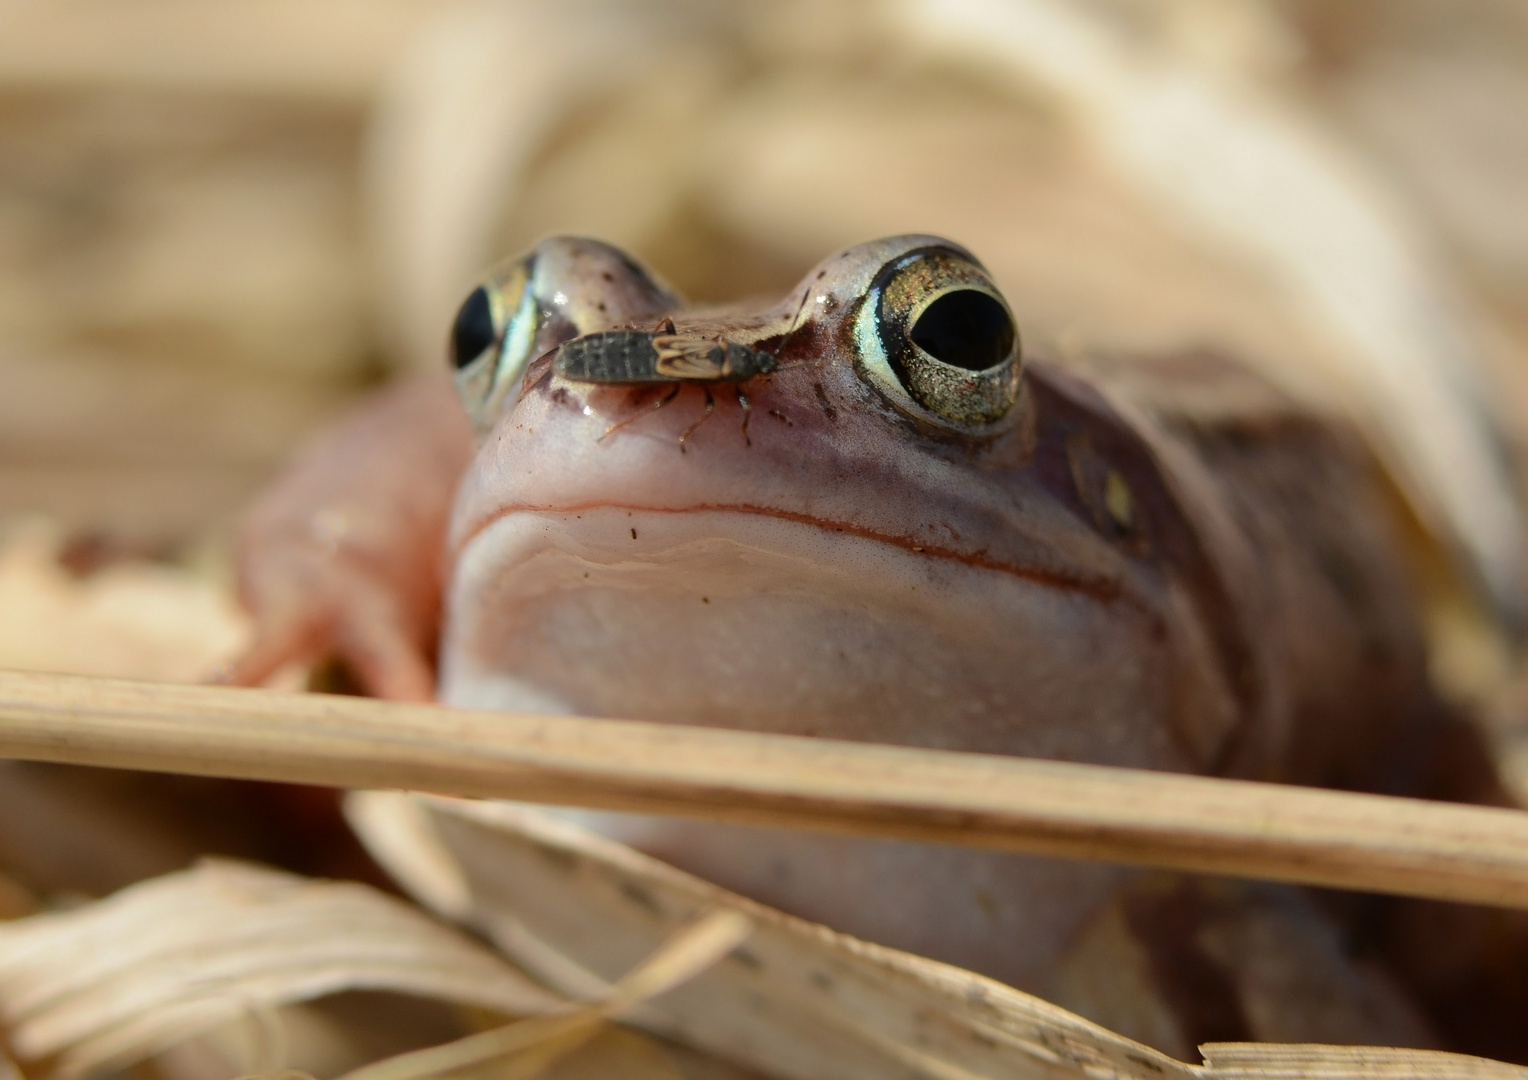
599 384 680 441
736 387 752 447
678 387 716 452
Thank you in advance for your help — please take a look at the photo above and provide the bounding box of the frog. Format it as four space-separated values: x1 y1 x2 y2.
228 234 1528 1061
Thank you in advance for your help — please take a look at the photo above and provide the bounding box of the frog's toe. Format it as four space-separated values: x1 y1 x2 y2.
220 604 434 703
332 611 435 703
216 615 326 690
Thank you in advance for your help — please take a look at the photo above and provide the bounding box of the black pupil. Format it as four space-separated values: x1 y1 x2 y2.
450 286 498 370
909 289 1014 371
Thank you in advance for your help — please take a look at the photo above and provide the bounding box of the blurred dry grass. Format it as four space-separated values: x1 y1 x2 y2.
0 1 441 542
0 84 364 539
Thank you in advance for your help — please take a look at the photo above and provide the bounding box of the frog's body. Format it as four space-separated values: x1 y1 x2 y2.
233 236 1520 1059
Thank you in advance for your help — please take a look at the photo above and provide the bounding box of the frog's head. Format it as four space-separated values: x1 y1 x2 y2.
438 235 1235 769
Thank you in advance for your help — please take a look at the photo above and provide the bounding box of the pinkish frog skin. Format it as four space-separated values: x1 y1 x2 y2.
232 236 1524 1059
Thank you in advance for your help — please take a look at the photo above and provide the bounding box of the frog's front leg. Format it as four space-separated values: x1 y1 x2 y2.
224 374 473 700
1047 875 1440 1057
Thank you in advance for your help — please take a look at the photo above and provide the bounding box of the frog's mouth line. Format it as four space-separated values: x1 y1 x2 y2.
441 506 1180 764
455 502 1123 602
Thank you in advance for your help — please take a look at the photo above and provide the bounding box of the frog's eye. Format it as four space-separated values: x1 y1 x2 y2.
450 286 497 371
448 257 541 429
854 248 1022 432
451 238 682 430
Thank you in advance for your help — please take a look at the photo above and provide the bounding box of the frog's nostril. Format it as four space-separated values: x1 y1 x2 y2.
450 286 498 370
910 289 1015 372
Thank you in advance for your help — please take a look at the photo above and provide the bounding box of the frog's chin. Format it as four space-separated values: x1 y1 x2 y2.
438 506 1197 764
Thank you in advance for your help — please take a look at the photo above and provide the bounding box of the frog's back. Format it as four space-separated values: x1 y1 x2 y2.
1033 350 1528 1053
1050 350 1499 800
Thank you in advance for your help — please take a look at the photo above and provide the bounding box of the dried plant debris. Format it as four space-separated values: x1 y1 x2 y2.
0 854 761 1080
336 909 751 1080
0 781 1516 1080
346 792 1528 1080
0 859 557 1080
1198 1043 1528 1079
0 518 247 685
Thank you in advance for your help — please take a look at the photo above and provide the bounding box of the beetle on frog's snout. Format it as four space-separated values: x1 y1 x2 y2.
552 325 781 448
450 271 788 448
556 326 780 385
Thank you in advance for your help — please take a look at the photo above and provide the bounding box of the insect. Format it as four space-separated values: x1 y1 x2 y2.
555 325 779 384
553 320 781 448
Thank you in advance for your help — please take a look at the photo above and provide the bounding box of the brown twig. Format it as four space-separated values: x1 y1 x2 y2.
2 668 1528 909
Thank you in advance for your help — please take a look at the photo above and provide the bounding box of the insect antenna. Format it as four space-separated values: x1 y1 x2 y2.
598 384 680 441
678 387 716 452
764 283 815 373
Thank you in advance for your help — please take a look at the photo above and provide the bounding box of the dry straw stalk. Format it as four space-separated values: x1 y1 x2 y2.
1 669 1528 909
